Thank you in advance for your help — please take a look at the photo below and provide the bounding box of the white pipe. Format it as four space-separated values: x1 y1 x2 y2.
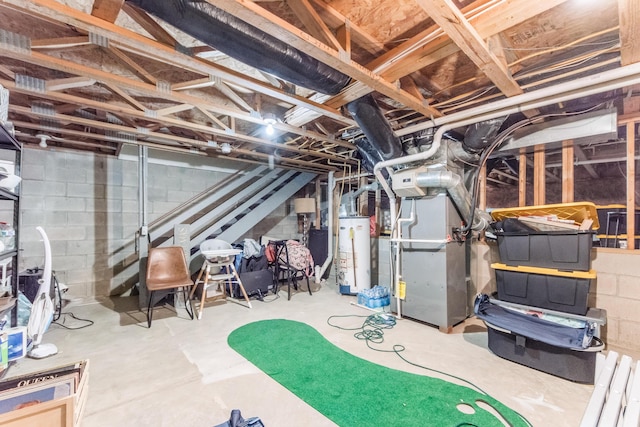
392 198 416 318
390 238 448 245
547 155 640 168
374 60 640 320
318 171 334 279
397 61 640 137
334 172 372 182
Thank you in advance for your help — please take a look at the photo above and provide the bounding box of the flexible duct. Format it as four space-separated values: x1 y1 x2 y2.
346 94 403 163
462 117 506 153
128 0 351 95
353 138 384 173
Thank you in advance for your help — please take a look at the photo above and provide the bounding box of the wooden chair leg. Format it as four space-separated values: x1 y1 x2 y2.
197 267 209 320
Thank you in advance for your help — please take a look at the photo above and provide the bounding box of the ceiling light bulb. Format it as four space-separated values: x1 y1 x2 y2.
36 134 50 148
263 113 277 125
266 123 274 136
220 142 232 154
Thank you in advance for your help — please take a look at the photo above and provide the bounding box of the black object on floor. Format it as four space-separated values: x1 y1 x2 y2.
214 409 265 427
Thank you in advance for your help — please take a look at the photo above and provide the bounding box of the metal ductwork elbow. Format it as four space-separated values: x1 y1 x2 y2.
415 170 491 231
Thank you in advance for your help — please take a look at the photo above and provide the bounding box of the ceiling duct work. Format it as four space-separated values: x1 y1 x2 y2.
346 94 403 170
461 118 507 153
128 0 351 95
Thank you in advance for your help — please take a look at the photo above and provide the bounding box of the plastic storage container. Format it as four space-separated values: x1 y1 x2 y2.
0 223 15 252
475 294 604 384
492 263 595 315
495 230 594 271
486 324 598 383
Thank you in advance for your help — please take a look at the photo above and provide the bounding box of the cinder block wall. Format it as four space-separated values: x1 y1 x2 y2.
11 147 300 300
590 248 640 355
470 241 640 355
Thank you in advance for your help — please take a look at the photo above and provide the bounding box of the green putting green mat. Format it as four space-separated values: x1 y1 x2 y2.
228 319 529 427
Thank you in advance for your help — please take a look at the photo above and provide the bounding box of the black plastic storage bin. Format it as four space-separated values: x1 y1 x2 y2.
492 263 594 315
496 230 594 271
486 324 597 384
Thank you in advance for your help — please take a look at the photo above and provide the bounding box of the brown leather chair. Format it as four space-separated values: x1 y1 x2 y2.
145 246 194 327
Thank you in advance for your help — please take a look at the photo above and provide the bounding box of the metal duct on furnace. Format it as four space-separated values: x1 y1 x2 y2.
415 170 491 231
346 94 403 167
128 0 351 95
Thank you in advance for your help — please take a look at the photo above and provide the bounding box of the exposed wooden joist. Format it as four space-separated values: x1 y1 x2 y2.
195 106 231 132
102 82 146 111
400 77 426 102
287 0 342 51
215 81 255 113
155 103 194 117
518 148 526 206
0 48 350 149
562 140 574 203
91 0 124 23
486 176 511 186
619 0 640 66
31 36 91 50
309 0 385 55
574 145 600 179
414 0 523 97
490 168 518 182
0 65 14 79
328 0 568 108
627 122 636 249
46 77 96 91
120 2 177 46
106 46 158 84
172 77 217 91
10 104 345 167
206 0 441 118
479 164 487 210
258 72 283 89
533 145 545 205
0 0 355 126
55 104 80 114
335 21 351 58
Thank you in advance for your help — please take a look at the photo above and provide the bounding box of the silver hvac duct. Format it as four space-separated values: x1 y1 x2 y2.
414 170 491 232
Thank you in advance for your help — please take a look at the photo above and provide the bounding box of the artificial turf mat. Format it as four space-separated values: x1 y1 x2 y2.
228 319 529 427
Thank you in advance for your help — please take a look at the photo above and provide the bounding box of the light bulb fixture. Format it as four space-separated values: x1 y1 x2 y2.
220 142 232 154
36 134 50 148
265 123 274 136
263 112 277 137
263 113 277 125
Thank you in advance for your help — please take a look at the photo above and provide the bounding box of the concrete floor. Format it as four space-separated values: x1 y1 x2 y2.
8 283 598 426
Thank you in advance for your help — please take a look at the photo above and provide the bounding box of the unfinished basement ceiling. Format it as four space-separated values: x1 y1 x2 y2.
0 0 637 178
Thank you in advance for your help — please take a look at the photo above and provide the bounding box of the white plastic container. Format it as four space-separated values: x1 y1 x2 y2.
0 223 15 251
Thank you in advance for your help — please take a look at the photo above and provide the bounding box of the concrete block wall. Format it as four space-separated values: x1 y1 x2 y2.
590 248 640 355
8 147 300 300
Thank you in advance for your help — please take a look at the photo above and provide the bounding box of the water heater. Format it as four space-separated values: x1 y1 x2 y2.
338 216 370 295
